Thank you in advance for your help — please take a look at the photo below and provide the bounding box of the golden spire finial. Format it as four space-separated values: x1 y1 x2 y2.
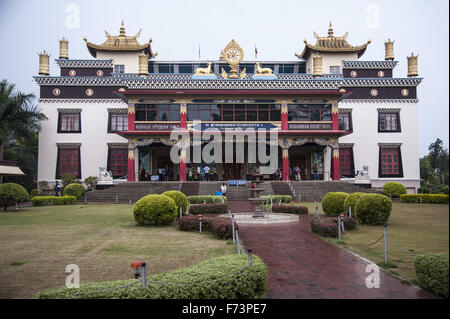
119 20 126 36
328 22 334 37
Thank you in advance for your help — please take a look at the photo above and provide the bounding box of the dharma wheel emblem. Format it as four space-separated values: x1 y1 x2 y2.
85 88 94 96
377 70 385 78
370 89 378 97
52 88 61 96
350 71 357 78
401 89 409 97
97 70 104 76
69 70 77 76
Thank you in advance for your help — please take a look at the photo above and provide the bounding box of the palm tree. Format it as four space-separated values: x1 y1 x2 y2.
0 79 46 161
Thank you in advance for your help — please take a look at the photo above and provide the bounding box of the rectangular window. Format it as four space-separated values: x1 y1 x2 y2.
278 64 295 73
57 147 80 178
108 148 128 178
158 64 175 73
179 64 193 73
329 66 340 74
338 113 352 131
58 113 81 133
339 148 354 177
114 65 125 73
379 113 400 132
379 147 403 177
287 104 332 122
108 113 128 132
135 104 180 121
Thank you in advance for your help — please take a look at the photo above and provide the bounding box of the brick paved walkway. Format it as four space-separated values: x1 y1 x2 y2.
237 213 436 299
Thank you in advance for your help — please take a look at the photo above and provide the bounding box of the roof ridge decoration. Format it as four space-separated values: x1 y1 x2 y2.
55 59 113 68
295 22 371 59
342 60 398 70
83 21 158 58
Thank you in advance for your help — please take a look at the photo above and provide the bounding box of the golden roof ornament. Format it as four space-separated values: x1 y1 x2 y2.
296 23 371 59
38 50 50 76
138 54 149 76
222 39 244 79
312 54 323 77
59 37 69 59
407 53 418 77
84 22 156 58
384 39 394 60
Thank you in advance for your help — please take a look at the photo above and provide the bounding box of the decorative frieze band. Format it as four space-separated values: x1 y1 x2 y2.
55 59 113 68
338 108 352 114
56 143 81 148
377 108 401 113
343 60 398 70
378 143 402 148
107 108 128 114
107 142 128 148
339 99 418 103
339 143 354 148
57 108 82 113
39 98 126 104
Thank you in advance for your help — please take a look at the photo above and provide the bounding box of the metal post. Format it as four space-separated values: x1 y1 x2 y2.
228 208 231 218
180 207 182 219
15 202 18 210
116 194 118 204
270 197 273 209
384 224 388 264
129 199 131 205
141 262 147 288
349 206 352 218
278 199 281 205
389 193 392 200
199 217 202 234
298 193 301 202
187 199 190 213
248 249 253 266
84 195 87 204
419 195 422 204
231 215 235 244
338 216 342 242
222 196 224 204
235 227 241 254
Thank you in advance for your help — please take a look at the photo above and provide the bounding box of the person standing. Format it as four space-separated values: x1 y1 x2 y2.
187 166 193 181
197 165 201 181
54 181 61 196
204 165 210 181
220 183 227 195
313 164 318 180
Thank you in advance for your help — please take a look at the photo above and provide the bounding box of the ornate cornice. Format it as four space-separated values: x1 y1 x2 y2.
107 142 128 148
338 108 352 113
378 142 402 148
342 60 398 70
56 143 81 148
57 108 82 113
39 98 126 104
55 59 113 68
34 76 123 86
339 99 418 103
377 108 401 113
342 78 422 87
107 108 128 113
339 143 354 148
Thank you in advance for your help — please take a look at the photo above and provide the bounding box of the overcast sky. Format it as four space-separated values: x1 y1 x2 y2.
0 0 448 156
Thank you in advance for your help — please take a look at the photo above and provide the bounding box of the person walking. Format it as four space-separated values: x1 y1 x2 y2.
200 165 205 181
294 165 300 181
204 165 210 181
187 166 193 181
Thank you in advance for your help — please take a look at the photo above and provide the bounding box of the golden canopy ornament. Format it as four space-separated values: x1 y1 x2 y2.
221 39 244 79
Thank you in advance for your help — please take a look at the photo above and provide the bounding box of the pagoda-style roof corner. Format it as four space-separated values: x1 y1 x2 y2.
84 22 156 58
295 23 371 60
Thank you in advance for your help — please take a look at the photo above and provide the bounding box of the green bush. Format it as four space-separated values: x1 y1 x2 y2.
84 176 98 191
61 174 80 187
260 195 292 204
34 254 267 299
321 192 349 216
134 194 177 226
415 253 449 298
30 189 38 197
179 216 235 240
0 183 29 211
343 192 366 214
187 195 227 204
382 182 407 198
31 196 77 206
400 194 449 204
162 191 188 215
189 203 227 215
355 194 392 225
63 183 85 199
271 204 308 214
311 219 338 238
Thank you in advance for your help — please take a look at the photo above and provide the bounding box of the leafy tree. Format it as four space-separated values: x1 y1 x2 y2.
420 138 449 193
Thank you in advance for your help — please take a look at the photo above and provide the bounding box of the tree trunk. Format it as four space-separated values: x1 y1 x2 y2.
0 143 3 184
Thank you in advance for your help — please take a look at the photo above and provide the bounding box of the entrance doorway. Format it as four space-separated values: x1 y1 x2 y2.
222 163 242 180
289 143 325 180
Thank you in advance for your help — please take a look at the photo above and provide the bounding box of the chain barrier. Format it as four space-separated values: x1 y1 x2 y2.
388 235 417 256
341 227 384 247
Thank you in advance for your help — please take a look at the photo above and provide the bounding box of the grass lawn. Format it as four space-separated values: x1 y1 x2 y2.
0 204 235 298
295 202 449 284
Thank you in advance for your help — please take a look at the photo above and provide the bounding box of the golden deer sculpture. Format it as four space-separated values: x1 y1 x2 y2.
194 62 214 75
255 62 274 75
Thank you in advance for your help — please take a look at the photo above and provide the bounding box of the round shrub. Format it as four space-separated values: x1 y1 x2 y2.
63 183 85 199
161 190 188 215
0 183 29 211
30 189 38 197
355 194 392 225
415 253 449 298
133 194 177 226
321 192 349 216
382 182 407 198
344 192 366 214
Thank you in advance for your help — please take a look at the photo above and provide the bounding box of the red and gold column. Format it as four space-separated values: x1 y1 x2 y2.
282 148 290 181
332 102 339 131
127 148 135 182
128 103 135 131
332 148 340 181
281 103 288 131
180 103 187 129
179 148 187 182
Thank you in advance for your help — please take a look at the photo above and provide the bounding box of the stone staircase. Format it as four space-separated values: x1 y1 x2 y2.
180 182 200 196
270 182 293 197
292 181 381 202
84 182 180 203
225 185 251 201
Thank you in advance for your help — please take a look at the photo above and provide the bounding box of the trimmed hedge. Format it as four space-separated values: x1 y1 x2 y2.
187 195 227 204
31 196 77 206
34 254 267 299
0 183 29 211
310 216 357 238
355 194 392 225
382 182 407 198
344 192 366 213
63 183 85 199
321 192 349 216
162 191 188 215
189 203 228 215
260 195 292 204
179 215 236 240
271 204 308 214
133 194 177 226
400 194 449 204
415 253 449 298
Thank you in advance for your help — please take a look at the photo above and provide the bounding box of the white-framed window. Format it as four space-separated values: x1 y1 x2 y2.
114 65 125 73
329 66 341 74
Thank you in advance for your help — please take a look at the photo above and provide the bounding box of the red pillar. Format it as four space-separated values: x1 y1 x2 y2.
128 105 135 131
127 149 135 182
281 104 288 131
332 148 341 180
180 104 187 129
179 149 187 182
282 148 289 181
332 104 339 131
